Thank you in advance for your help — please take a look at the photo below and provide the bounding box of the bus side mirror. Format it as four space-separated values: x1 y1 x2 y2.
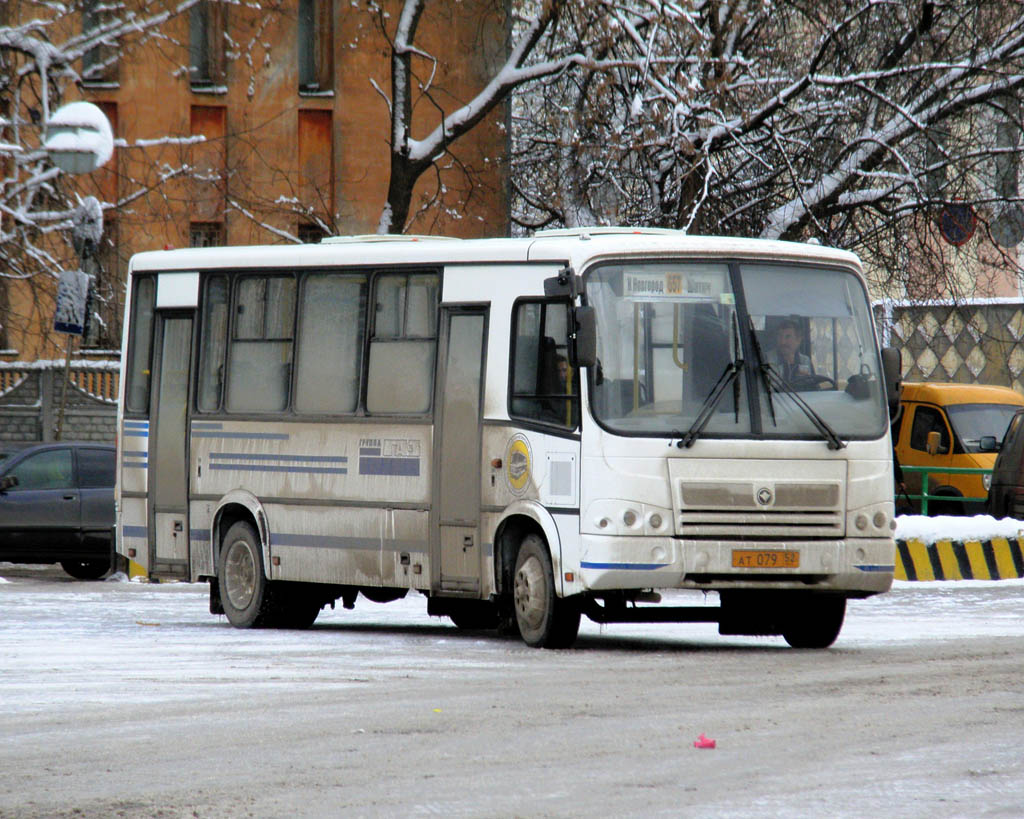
573 306 597 368
881 347 901 417
979 435 998 452
926 430 942 456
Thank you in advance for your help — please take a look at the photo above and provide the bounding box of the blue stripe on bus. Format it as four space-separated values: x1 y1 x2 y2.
124 421 149 429
855 564 895 572
192 431 290 440
209 464 347 474
359 447 382 456
122 525 148 538
122 450 148 457
191 422 223 430
209 452 347 463
122 459 148 469
358 457 420 477
270 533 426 552
123 430 149 437
580 561 669 571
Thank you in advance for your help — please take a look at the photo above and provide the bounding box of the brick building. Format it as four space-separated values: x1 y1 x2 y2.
2 0 510 361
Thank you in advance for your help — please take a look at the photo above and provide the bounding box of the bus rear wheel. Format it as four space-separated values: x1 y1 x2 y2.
781 595 846 649
219 521 274 628
513 534 580 648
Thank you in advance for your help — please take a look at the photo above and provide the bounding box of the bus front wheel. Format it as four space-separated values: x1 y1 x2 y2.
781 595 846 649
513 534 580 648
219 521 273 628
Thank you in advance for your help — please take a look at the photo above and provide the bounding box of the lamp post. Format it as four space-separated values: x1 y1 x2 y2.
43 102 114 440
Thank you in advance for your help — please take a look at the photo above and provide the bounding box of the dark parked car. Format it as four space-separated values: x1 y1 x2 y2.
0 442 115 579
986 408 1024 519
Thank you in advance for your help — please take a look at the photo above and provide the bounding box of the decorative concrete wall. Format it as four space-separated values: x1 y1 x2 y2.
0 361 119 444
875 299 1024 389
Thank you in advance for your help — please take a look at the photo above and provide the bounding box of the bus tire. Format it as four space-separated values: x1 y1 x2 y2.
513 534 580 648
781 595 846 649
218 521 274 628
60 558 110 580
447 601 499 630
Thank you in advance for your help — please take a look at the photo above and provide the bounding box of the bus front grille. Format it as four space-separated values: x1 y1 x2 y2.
675 479 844 537
677 511 843 537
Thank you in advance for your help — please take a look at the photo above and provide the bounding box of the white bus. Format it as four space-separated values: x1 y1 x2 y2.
115 228 900 648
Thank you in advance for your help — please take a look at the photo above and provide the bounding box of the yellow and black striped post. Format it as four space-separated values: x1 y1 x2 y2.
895 538 1024 581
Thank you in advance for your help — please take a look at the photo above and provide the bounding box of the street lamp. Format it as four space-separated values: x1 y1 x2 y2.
43 102 114 440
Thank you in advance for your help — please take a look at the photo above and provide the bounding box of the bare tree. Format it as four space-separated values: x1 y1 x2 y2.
1 1 295 354
371 0 601 235
512 1 1024 296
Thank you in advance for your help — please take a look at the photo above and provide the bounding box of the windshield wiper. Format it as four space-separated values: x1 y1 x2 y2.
762 364 846 450
746 318 844 450
678 359 744 448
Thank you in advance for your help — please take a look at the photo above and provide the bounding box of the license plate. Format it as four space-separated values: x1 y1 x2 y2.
731 549 800 569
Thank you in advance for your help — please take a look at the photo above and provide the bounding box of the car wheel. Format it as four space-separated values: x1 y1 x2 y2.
60 559 110 580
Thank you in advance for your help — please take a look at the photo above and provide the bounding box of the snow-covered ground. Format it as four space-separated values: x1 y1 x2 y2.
0 569 1021 716
2 568 1022 818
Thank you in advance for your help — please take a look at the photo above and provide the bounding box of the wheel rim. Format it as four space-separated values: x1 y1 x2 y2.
514 554 547 632
223 539 257 611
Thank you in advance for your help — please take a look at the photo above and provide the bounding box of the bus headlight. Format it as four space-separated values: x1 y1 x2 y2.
983 473 992 491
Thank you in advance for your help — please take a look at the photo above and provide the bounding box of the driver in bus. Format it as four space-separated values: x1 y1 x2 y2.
766 318 813 384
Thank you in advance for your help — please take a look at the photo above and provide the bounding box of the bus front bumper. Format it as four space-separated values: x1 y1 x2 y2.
573 534 895 595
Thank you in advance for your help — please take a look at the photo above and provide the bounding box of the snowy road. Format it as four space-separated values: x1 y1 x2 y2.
1 568 1023 818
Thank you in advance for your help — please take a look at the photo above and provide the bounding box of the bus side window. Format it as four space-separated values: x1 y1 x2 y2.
509 300 577 428
365 272 439 414
125 276 156 413
294 273 366 414
197 275 229 412
225 275 296 413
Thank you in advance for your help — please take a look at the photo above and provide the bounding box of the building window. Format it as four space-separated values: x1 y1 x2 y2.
82 0 119 84
190 222 224 247
298 0 334 93
190 1 227 89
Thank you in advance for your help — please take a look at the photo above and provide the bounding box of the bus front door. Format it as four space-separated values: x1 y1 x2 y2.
147 312 192 579
433 308 487 594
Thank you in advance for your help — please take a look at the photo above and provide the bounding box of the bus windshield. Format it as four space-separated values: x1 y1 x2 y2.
586 260 887 441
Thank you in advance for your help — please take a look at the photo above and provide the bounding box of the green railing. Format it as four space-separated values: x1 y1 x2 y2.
898 464 991 515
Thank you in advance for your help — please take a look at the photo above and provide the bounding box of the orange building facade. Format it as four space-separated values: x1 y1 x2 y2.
2 0 510 360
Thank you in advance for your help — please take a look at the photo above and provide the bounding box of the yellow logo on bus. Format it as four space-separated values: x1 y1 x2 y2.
506 434 532 495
